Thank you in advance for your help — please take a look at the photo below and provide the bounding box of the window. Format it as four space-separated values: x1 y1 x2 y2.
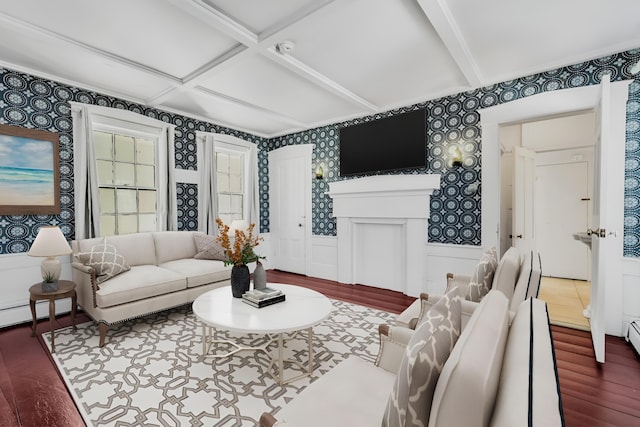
93 130 157 236
216 150 244 225
196 132 259 234
71 102 175 239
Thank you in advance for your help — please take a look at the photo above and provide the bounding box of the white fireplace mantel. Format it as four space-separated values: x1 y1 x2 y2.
327 174 441 296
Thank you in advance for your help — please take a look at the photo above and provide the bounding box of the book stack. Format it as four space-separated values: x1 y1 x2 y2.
242 287 286 308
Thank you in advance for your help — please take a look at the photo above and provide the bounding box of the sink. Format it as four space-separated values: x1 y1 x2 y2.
573 232 592 248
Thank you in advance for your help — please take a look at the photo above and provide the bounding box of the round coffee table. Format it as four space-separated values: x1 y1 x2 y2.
192 283 333 385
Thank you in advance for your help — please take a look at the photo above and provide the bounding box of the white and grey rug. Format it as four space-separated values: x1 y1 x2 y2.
43 299 396 426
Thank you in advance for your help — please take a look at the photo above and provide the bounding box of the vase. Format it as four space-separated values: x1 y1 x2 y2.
41 281 58 293
230 264 250 297
253 260 267 289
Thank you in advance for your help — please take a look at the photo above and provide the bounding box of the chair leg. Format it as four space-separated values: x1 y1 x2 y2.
98 323 108 347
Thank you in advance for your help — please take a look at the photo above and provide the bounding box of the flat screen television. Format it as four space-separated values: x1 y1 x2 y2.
339 109 426 176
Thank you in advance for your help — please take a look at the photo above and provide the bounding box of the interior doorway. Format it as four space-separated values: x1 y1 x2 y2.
499 113 594 330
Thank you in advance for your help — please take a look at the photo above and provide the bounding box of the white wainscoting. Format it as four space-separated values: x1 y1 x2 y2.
425 243 484 294
308 235 338 281
305 237 483 298
0 253 74 328
622 257 640 337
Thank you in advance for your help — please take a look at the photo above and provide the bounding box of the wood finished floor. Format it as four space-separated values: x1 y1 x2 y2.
539 276 591 331
0 270 637 426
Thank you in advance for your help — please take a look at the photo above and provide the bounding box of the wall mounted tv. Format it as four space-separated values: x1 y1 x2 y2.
339 109 426 176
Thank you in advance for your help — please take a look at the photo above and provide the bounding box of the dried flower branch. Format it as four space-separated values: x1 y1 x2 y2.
215 218 264 266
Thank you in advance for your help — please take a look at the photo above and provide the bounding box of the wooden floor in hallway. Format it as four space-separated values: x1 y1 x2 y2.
539 276 591 331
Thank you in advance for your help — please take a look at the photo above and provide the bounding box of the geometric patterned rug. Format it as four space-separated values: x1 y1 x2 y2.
42 299 396 426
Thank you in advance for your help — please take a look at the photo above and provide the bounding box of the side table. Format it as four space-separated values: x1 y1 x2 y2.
29 280 77 353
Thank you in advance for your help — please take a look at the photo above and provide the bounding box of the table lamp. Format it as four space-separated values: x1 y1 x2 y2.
230 219 249 234
28 226 72 290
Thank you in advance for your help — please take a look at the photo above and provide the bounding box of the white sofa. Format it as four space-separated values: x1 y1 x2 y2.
259 290 563 427
396 247 542 330
71 231 231 346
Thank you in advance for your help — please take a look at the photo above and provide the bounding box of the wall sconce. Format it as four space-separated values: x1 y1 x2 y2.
450 145 463 167
315 164 324 179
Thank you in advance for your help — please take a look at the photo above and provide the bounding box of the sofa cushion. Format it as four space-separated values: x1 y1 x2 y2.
491 298 564 427
509 250 544 312
95 265 187 308
382 287 462 427
159 259 231 288
272 356 396 427
428 290 510 427
193 233 227 261
153 231 198 264
107 233 157 266
491 247 521 302
77 241 131 284
466 246 498 302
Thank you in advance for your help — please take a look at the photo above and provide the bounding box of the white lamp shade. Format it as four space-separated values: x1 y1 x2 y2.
230 219 249 234
28 226 72 257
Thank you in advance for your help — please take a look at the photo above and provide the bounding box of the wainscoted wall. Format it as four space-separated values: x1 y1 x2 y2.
269 48 640 256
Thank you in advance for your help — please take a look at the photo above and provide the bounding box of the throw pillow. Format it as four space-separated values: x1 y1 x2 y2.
77 240 131 284
466 246 498 302
193 233 227 261
382 286 462 427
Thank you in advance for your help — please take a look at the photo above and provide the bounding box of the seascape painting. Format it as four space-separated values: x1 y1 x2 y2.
0 124 60 215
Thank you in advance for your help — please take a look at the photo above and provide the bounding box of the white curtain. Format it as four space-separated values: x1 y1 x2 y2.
247 143 260 227
198 132 217 234
71 105 100 239
158 125 177 231
71 102 176 238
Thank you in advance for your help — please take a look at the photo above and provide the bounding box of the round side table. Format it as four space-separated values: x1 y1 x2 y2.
29 280 77 353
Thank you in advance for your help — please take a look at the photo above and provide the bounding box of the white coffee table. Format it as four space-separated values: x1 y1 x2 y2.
192 283 333 385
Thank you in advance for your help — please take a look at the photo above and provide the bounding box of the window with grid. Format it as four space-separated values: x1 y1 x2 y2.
93 130 157 236
216 150 244 225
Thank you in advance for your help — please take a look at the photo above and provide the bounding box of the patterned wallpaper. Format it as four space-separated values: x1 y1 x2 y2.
1 47 639 257
269 48 640 256
0 67 267 254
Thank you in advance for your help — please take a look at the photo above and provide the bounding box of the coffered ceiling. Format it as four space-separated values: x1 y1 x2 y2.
0 0 638 137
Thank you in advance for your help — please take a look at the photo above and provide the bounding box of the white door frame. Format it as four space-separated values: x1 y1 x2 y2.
480 80 631 337
268 144 313 275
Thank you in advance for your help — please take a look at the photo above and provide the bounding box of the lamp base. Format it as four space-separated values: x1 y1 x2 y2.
41 257 62 282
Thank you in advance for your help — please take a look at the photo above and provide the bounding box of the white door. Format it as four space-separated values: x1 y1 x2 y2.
512 146 536 253
536 162 590 279
589 74 613 363
268 145 311 275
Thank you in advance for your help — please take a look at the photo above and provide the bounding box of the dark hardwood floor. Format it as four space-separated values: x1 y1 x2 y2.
0 270 638 426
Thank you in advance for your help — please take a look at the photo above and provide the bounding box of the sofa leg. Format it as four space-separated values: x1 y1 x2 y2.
98 323 108 347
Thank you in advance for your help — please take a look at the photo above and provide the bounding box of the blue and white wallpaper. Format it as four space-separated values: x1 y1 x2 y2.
269 47 640 256
0 68 267 254
1 47 640 257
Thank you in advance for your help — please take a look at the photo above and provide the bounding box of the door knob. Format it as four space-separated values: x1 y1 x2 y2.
587 228 606 238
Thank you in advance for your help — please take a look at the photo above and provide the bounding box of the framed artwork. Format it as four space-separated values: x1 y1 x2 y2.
0 124 60 215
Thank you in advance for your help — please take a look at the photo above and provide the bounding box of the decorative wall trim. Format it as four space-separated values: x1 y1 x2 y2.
0 252 73 328
425 243 483 294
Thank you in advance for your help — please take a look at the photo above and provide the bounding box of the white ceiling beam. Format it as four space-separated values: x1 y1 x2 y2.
146 44 249 106
416 0 483 88
265 46 378 112
194 86 310 128
166 0 258 46
0 12 182 86
258 0 337 42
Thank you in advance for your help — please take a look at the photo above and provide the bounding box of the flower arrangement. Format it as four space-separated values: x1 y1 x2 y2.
215 218 264 267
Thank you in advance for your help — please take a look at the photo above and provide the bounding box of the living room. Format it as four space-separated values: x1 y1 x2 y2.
0 1 639 426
